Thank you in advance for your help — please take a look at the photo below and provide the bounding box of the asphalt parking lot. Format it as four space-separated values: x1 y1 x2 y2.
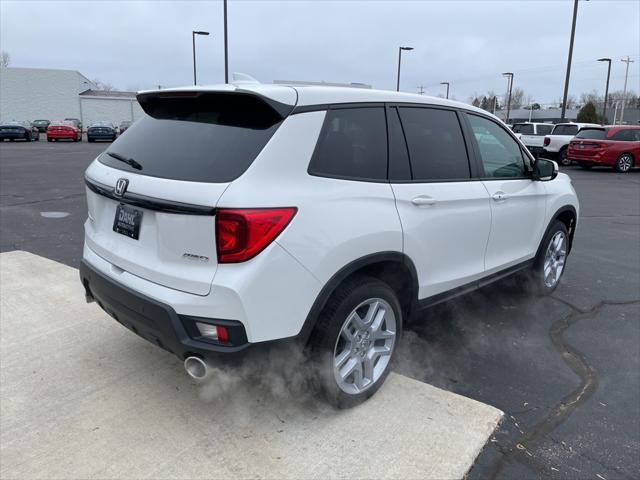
1 139 639 479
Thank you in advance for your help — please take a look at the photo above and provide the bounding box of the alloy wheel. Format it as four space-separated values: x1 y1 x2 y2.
543 231 567 288
617 154 633 172
333 298 396 395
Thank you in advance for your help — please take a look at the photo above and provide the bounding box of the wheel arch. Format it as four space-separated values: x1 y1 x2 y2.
298 252 418 345
539 205 578 257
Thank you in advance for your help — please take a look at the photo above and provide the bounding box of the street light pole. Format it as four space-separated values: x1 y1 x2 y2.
223 0 229 83
396 46 413 92
440 82 450 99
597 58 611 124
620 56 635 125
502 72 514 124
192 30 210 85
560 0 580 121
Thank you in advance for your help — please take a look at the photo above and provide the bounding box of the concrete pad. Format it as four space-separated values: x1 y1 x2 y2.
0 251 503 479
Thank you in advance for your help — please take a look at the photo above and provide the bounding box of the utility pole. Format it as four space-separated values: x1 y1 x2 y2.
620 56 634 125
224 0 229 83
192 30 210 85
561 0 580 121
502 72 514 124
440 82 450 99
597 58 612 124
417 85 425 95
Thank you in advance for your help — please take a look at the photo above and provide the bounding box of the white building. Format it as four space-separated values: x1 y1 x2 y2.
0 66 143 128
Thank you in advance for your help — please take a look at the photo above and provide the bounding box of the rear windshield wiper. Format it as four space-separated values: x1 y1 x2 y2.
106 151 142 170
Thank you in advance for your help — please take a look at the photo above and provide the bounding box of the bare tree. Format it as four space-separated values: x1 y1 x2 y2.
91 78 115 91
1 51 10 68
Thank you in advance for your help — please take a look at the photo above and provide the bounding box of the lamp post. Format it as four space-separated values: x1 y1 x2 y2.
192 30 210 85
223 0 229 83
597 58 611 124
440 82 450 99
502 72 514 125
396 46 414 92
620 56 635 125
560 0 589 121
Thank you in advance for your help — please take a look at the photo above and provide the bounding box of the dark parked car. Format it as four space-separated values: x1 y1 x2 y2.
32 119 51 132
87 121 117 142
119 120 132 134
0 121 40 141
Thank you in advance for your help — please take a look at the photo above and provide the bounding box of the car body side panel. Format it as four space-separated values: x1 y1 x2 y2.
217 110 403 307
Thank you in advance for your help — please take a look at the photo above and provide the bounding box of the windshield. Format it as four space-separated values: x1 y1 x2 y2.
575 128 606 140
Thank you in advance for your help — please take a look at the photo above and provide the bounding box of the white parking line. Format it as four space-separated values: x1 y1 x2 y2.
0 251 502 480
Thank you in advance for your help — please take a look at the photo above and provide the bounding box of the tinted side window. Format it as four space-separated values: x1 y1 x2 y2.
537 124 553 136
388 107 411 181
552 124 579 136
309 107 387 181
519 124 534 135
468 114 526 178
611 129 638 141
398 107 470 181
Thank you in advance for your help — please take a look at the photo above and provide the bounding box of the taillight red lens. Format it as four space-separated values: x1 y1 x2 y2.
543 136 550 146
215 208 297 263
216 326 229 344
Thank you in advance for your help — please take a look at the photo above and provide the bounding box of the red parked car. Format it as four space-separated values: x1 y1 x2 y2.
47 121 82 142
568 125 640 173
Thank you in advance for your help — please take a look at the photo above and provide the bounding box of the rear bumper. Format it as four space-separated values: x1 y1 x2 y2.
88 133 116 140
80 259 256 361
47 132 77 139
0 132 28 139
567 153 613 165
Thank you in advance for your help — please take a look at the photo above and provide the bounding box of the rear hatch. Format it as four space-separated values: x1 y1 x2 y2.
83 88 294 295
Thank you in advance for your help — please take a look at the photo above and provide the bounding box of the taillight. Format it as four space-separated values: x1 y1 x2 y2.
215 207 297 263
543 136 550 146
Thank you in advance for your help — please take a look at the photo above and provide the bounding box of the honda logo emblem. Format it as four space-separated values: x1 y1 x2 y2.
114 178 129 197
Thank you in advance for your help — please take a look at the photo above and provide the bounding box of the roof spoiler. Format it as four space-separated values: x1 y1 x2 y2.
136 89 295 120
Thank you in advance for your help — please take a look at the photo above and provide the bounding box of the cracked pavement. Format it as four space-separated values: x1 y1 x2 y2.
1 141 639 479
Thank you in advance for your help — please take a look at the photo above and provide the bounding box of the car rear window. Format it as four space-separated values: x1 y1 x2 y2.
575 128 606 140
513 124 534 135
552 124 579 135
308 107 387 181
537 124 553 136
99 94 284 183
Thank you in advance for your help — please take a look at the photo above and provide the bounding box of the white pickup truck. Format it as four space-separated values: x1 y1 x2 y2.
542 122 600 165
512 122 555 158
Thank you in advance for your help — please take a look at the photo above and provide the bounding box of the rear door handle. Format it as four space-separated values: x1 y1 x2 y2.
492 192 509 202
411 195 437 207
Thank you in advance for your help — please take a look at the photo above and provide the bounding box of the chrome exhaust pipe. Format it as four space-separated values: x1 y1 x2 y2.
184 356 209 380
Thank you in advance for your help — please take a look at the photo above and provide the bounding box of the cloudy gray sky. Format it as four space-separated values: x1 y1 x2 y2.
2 0 639 106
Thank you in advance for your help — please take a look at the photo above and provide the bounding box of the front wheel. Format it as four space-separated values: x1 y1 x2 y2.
309 276 402 408
524 221 569 295
615 153 634 173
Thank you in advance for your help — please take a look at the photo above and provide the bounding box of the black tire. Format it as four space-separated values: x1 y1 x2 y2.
522 221 569 295
308 275 403 408
615 153 634 173
559 147 571 166
47 138 52 142
579 163 593 170
88 138 94 143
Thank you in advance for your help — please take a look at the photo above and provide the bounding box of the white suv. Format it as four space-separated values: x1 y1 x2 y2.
80 84 579 406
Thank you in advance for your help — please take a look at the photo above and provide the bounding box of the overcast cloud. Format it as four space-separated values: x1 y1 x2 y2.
1 0 639 106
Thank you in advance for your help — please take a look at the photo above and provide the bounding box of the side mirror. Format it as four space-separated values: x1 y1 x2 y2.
533 158 558 181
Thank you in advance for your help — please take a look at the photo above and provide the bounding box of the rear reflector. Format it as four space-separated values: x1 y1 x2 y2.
215 207 297 263
543 137 550 146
